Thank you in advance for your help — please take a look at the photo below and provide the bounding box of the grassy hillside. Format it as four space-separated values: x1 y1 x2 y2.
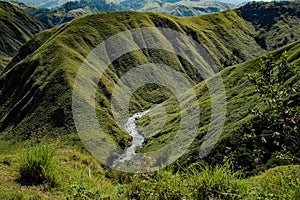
1 1 299 145
0 41 298 200
137 39 300 173
0 1 48 70
0 138 299 199
0 9 267 142
0 53 11 72
0 3 299 198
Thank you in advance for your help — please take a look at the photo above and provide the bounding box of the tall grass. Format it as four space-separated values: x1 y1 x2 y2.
18 143 56 186
186 163 244 199
118 163 300 199
119 162 246 200
0 143 298 199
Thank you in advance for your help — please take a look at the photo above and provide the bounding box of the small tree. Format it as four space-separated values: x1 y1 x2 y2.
246 51 299 163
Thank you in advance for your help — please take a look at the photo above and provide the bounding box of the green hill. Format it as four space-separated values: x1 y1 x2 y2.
0 2 299 169
0 2 299 198
0 9 264 139
0 1 48 71
138 39 300 172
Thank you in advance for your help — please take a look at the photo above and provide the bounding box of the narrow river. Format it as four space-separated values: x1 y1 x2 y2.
113 110 150 166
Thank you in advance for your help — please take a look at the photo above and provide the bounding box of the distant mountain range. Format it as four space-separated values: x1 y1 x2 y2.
9 0 278 9
10 0 295 28
10 0 237 27
133 0 235 16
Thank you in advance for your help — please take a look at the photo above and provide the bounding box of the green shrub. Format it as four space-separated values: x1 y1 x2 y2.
18 143 56 186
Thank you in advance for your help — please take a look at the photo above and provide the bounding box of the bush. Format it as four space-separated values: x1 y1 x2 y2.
247 165 300 199
238 52 300 173
18 143 56 186
247 52 299 147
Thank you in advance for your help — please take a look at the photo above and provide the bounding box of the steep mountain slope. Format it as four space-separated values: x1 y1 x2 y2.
0 2 48 70
17 0 119 27
18 0 300 49
0 9 265 140
138 39 300 172
14 0 236 11
13 0 76 8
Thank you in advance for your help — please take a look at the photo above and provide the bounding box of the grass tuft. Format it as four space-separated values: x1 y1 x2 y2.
18 143 56 187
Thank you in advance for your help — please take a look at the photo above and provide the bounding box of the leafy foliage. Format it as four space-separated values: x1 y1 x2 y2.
247 52 299 146
212 51 300 174
240 52 300 171
66 181 100 200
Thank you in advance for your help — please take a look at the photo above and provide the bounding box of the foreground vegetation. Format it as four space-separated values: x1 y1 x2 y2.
0 140 299 199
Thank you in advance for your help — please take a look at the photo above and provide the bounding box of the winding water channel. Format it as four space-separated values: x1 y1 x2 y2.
113 110 150 166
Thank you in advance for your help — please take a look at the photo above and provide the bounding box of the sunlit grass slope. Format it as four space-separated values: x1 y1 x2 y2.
0 9 266 143
138 39 300 172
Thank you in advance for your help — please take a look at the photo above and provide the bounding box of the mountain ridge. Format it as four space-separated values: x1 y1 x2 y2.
12 0 235 27
1 2 299 140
